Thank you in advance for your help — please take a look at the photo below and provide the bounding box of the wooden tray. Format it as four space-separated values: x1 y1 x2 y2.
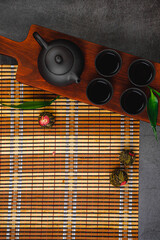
0 65 139 239
0 24 160 125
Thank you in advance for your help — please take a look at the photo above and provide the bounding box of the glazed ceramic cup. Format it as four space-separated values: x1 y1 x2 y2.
95 49 122 77
86 78 113 105
128 59 155 87
120 88 147 115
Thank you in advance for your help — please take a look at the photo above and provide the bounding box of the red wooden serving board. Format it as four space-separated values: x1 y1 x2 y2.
0 24 160 124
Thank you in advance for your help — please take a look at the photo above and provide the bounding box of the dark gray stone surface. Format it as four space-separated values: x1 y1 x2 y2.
0 1 160 239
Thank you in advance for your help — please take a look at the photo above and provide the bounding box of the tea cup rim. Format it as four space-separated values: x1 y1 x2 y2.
120 87 147 115
95 49 122 77
128 58 155 87
86 78 113 105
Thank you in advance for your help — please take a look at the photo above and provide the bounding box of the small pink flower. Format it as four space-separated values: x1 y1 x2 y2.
39 115 50 126
52 151 56 156
120 181 127 186
129 152 135 156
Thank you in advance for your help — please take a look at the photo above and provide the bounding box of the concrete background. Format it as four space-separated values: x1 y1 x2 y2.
0 1 160 239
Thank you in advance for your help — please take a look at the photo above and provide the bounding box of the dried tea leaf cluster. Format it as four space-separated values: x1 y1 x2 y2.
110 150 136 187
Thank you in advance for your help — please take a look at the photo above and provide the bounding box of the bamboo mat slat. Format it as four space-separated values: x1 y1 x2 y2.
0 65 139 239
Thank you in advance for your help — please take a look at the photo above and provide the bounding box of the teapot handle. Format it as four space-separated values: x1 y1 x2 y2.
33 32 48 49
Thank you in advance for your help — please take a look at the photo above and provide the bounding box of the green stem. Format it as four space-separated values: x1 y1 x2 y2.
51 95 60 103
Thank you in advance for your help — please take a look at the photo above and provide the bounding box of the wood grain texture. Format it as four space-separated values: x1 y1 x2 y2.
0 24 159 125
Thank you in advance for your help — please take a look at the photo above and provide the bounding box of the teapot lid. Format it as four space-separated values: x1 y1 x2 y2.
45 46 74 75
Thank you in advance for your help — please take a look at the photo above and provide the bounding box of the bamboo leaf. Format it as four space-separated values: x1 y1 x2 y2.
147 89 158 140
148 86 160 98
0 95 59 109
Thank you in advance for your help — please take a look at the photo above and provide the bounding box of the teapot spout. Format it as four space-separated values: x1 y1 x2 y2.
68 72 80 84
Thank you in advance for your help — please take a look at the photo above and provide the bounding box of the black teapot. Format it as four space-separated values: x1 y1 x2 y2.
33 32 84 87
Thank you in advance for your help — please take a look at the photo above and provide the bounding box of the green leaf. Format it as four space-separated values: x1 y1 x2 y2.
147 89 158 140
0 95 60 110
148 86 160 98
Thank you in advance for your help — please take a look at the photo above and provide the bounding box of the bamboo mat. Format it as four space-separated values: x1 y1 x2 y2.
0 65 139 239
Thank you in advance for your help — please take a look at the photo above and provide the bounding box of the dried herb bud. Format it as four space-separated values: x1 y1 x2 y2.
119 150 136 166
38 112 55 128
110 169 128 187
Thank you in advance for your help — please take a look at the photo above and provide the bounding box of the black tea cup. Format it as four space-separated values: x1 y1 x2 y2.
120 88 147 115
86 78 113 105
95 49 122 77
128 59 155 87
